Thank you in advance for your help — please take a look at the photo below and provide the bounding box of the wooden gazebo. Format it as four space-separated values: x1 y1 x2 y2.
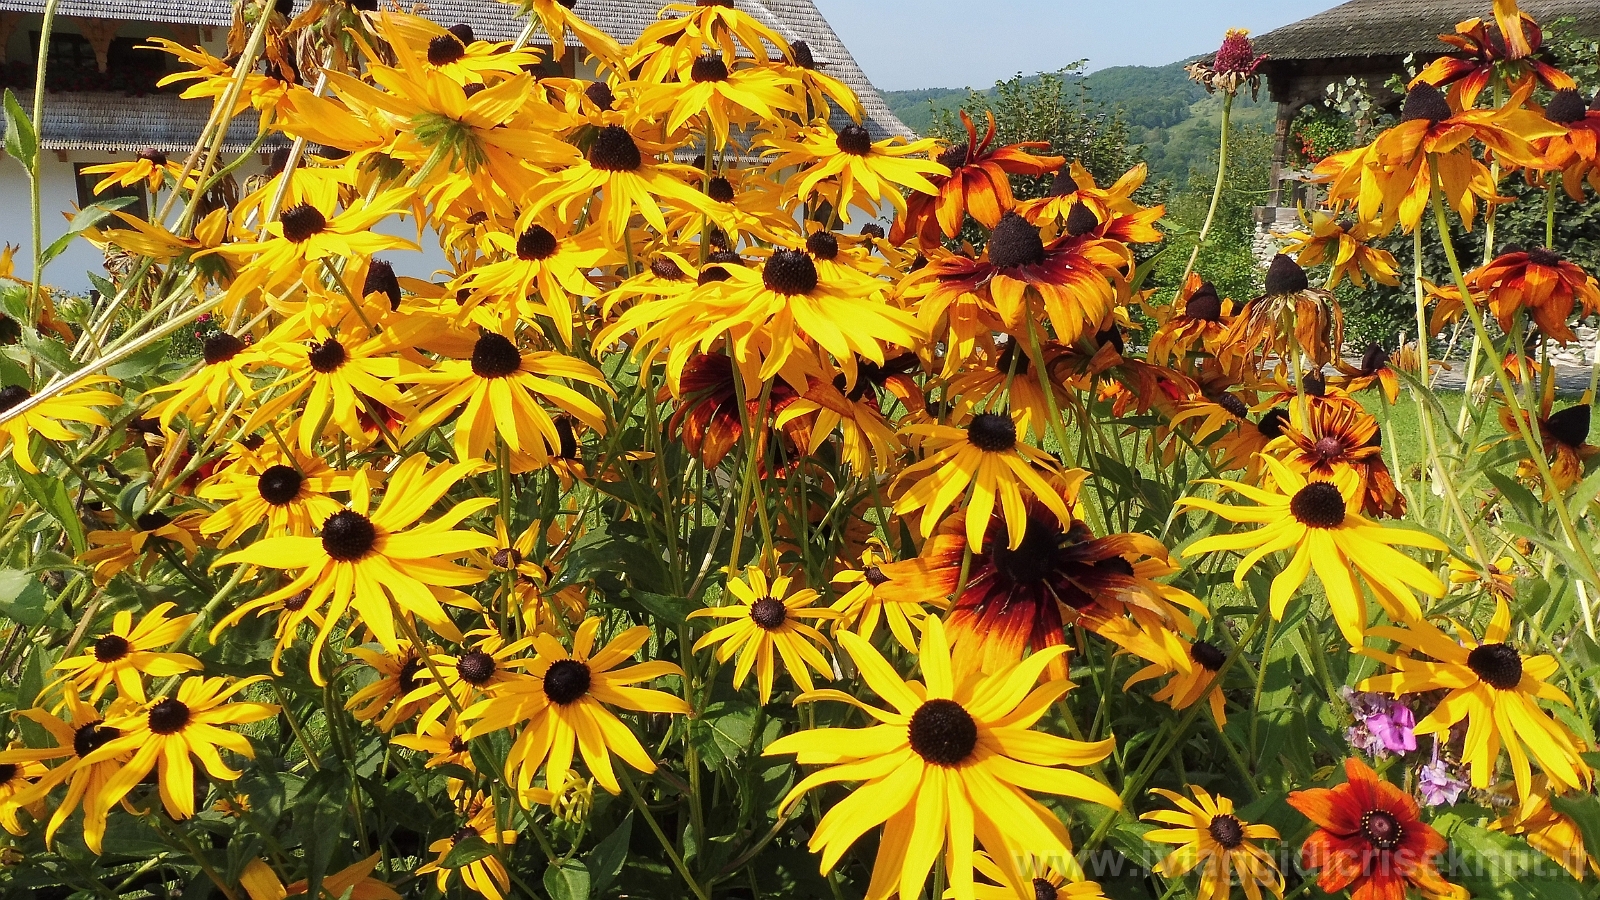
1253 0 1600 212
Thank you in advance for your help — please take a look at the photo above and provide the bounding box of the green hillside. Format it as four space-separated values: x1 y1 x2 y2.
879 61 1271 189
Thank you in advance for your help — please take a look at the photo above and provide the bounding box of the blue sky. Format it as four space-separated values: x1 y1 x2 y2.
811 0 1345 91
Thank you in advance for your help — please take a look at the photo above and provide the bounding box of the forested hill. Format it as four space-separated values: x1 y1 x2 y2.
879 61 1271 189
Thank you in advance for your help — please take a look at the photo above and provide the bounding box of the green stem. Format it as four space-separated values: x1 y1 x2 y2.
619 768 711 900
27 0 62 327
1181 91 1233 286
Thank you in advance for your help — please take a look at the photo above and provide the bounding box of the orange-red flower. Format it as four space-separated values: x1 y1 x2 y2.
1539 89 1600 201
1289 758 1466 900
1411 0 1575 108
1470 247 1600 342
892 110 1062 247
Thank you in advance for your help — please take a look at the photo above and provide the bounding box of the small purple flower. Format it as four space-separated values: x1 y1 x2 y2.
1341 688 1416 757
1420 756 1468 807
1368 702 1417 754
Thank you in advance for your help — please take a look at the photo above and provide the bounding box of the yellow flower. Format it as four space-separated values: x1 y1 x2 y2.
214 456 498 684
142 330 265 432
1142 786 1284 900
417 793 518 900
0 377 123 473
635 55 803 149
0 690 135 852
240 853 401 900
86 675 278 823
1488 777 1599 881
946 851 1108 900
689 569 837 704
78 148 196 196
829 543 939 654
1358 597 1593 800
1279 211 1401 289
1179 455 1446 646
462 617 691 796
80 509 208 587
760 122 946 223
764 617 1119 900
197 445 353 547
51 603 201 703
345 642 433 732
210 189 416 302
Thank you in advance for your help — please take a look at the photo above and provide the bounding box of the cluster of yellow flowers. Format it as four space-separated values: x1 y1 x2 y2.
1 0 1599 897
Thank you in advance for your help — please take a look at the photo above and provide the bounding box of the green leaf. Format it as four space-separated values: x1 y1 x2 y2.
1435 812 1586 900
543 858 591 900
2 89 37 171
440 834 495 868
689 700 760 768
40 196 138 268
585 813 633 897
12 465 87 554
631 590 694 625
0 569 55 628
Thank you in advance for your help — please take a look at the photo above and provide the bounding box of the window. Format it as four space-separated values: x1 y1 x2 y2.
74 164 147 225
28 32 170 93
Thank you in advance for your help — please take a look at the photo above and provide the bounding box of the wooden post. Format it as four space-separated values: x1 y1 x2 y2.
169 23 202 49
0 12 19 65
77 17 120 73
1268 100 1298 210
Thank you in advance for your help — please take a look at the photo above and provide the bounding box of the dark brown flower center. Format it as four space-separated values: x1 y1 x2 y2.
1527 247 1562 268
136 511 171 531
397 656 424 694
966 412 1016 452
470 333 523 379
321 510 378 561
1065 202 1100 237
590 125 643 172
835 124 873 156
556 418 580 460
94 634 132 663
1289 481 1345 529
584 81 615 111
72 721 120 758
1032 879 1057 900
987 212 1046 269
1545 89 1587 125
364 259 402 310
1208 813 1245 849
859 223 886 240
704 176 736 204
543 659 592 704
691 54 730 82
991 517 1060 586
492 547 523 569
148 698 191 735
280 204 327 243
790 39 816 69
1217 393 1249 420
0 385 29 414
1257 407 1290 438
806 231 840 260
749 597 787 630
283 590 311 612
1547 404 1591 449
1401 84 1451 125
651 257 687 280
203 333 247 365
456 649 497 685
907 698 978 767
1362 810 1403 850
1046 168 1079 197
257 465 303 506
864 565 889 587
762 249 819 295
1185 283 1223 322
1264 253 1309 295
137 148 168 166
307 337 347 373
1310 436 1347 464
1191 640 1226 672
1467 642 1523 690
516 225 559 261
937 142 969 169
427 33 467 67
1360 343 1389 376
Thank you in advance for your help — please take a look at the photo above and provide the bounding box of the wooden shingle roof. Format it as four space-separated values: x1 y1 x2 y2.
1253 0 1600 62
13 91 285 153
0 0 912 144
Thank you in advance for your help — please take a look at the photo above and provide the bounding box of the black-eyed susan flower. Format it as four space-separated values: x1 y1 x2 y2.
0 756 45 838
882 481 1201 679
345 642 434 732
1267 401 1404 519
1016 161 1164 245
417 792 517 900
1471 247 1600 342
1146 276 1236 368
893 410 1071 550
1539 88 1600 202
1489 777 1599 881
1449 555 1517 599
462 617 690 796
1142 786 1283 900
949 851 1108 900
454 216 617 343
0 377 123 474
1412 0 1575 108
80 509 208 587
376 14 538 87
1289 757 1466 900
537 124 716 244
197 446 352 547
760 122 946 224
251 327 415 455
391 715 476 772
633 1 789 80
688 569 836 704
636 54 803 150
240 853 401 900
1497 394 1597 493
399 330 610 465
1124 636 1230 726
1280 211 1400 289
764 617 1119 900
1358 597 1592 800
85 675 277 823
894 110 1063 247
1179 455 1446 646
79 148 195 197
407 630 535 732
142 332 266 432
52 603 201 703
212 190 416 300
829 543 938 654
0 691 133 852
214 456 497 684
